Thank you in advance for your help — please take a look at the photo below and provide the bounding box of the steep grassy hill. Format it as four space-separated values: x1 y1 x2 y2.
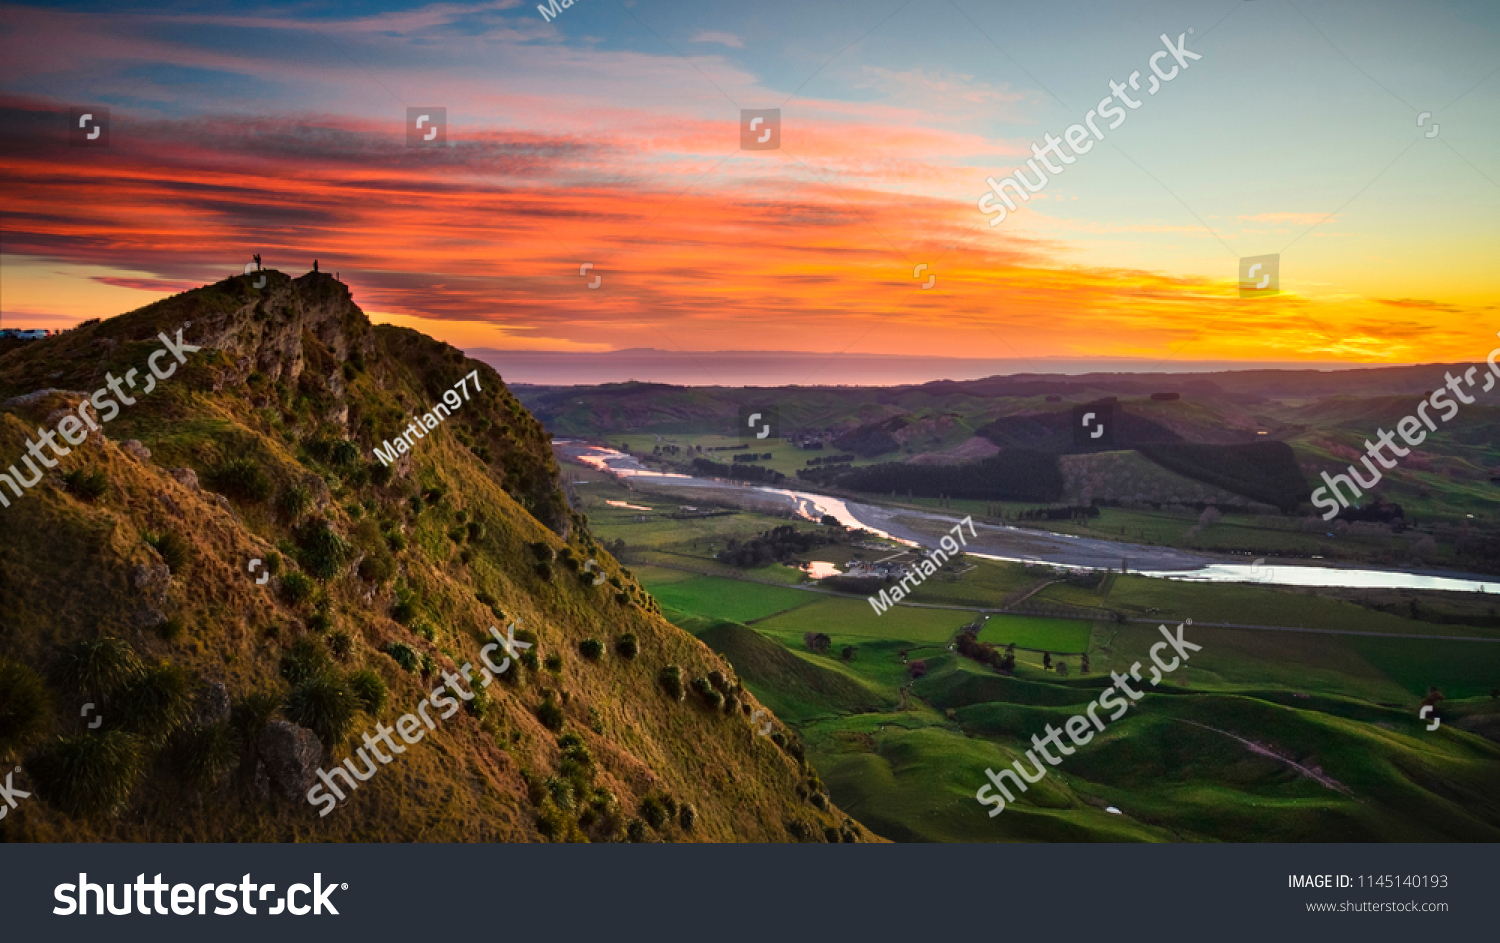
0 271 872 843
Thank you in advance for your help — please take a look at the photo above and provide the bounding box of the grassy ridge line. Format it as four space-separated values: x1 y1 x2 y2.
0 275 878 843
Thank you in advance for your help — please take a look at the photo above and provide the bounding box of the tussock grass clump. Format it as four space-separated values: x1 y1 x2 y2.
384 642 419 672
390 586 419 624
328 630 354 660
230 691 280 744
210 459 274 504
347 668 387 715
279 571 314 605
29 731 143 817
0 658 51 758
285 673 359 748
144 530 191 573
278 483 312 521
294 519 351 581
578 638 603 661
170 722 241 790
281 637 332 686
679 802 697 832
62 468 109 501
114 662 195 744
53 638 141 699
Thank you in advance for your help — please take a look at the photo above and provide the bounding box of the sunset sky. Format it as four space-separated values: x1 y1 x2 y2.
1 0 1498 380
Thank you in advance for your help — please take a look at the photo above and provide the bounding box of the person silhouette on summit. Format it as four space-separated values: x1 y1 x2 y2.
313 260 319 273
253 253 261 270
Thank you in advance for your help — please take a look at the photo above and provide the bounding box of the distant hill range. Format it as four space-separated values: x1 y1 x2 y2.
515 362 1500 519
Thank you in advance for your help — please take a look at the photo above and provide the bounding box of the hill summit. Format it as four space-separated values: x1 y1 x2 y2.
0 271 869 842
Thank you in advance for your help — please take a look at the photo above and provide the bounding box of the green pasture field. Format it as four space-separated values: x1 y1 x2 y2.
751 595 976 643
977 615 1093 653
643 574 815 624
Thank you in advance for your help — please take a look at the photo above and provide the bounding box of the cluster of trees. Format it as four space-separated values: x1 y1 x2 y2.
1138 441 1307 513
955 625 1016 672
715 524 845 568
733 452 773 462
690 457 785 485
804 453 857 466
1336 498 1405 524
650 444 682 455
1016 505 1101 521
802 634 856 660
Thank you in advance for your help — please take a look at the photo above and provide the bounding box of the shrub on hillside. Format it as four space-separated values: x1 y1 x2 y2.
328 630 354 660
210 460 274 504
578 638 604 660
145 530 191 573
281 637 332 686
28 731 143 817
615 633 638 659
285 673 358 748
280 571 314 605
658 665 684 701
640 795 668 831
169 722 241 791
62 468 109 501
678 802 697 832
346 668 388 715
0 658 51 758
278 484 312 521
294 519 351 581
534 692 565 731
53 638 141 700
358 549 397 585
113 662 195 745
230 691 280 744
390 587 419 624
384 642 419 673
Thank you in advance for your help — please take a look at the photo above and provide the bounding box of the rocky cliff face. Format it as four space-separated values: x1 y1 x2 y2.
0 273 870 843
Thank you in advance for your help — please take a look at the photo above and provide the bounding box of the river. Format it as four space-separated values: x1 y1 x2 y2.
558 442 1498 596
